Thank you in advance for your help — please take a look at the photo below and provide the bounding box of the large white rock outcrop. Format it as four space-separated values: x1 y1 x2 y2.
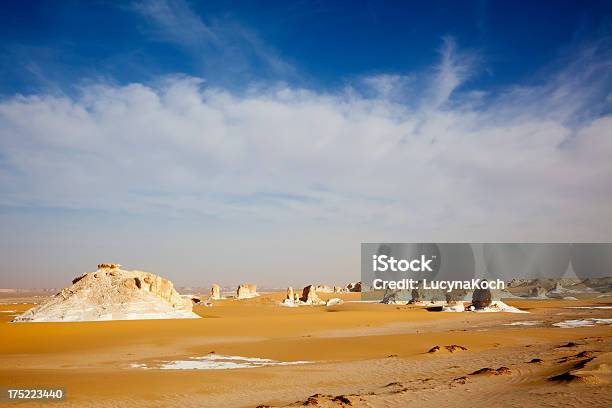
13 264 199 322
236 283 258 299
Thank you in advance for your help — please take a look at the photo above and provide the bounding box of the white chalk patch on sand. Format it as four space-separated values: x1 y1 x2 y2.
441 303 465 312
160 360 253 370
474 301 528 314
439 300 526 313
552 318 612 328
553 320 595 328
503 321 543 326
134 354 310 370
14 311 200 322
325 298 343 307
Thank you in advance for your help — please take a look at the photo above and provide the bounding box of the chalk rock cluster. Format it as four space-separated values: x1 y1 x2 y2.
236 283 259 299
282 285 326 306
13 264 199 322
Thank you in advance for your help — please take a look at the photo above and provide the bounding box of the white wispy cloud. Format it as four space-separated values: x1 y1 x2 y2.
0 39 611 244
131 0 294 78
132 0 218 47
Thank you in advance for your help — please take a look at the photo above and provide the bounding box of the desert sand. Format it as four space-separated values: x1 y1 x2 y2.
1 291 611 407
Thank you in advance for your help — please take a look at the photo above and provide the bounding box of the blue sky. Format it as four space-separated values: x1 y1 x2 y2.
1 0 610 95
0 1 611 288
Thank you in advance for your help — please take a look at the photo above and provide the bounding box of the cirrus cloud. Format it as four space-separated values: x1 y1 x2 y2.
0 39 611 246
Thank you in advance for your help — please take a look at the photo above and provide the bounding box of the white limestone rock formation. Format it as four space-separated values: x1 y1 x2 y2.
315 284 334 293
530 286 548 298
442 302 466 312
13 264 199 322
345 282 362 292
210 284 221 300
508 278 530 287
489 287 522 300
546 282 567 298
326 298 343 307
236 283 259 299
300 285 325 305
410 282 445 303
282 287 297 306
471 287 492 309
474 300 527 313
381 289 410 304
